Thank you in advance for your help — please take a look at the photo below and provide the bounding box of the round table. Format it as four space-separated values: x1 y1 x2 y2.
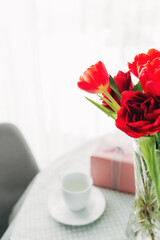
2 134 134 240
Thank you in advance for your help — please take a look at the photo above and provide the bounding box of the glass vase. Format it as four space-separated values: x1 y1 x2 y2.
125 139 160 240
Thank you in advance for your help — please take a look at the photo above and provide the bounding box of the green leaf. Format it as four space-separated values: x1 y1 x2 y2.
109 75 121 100
132 81 143 92
139 136 160 209
85 97 117 120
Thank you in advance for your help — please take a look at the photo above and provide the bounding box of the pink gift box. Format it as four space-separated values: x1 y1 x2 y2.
91 135 135 194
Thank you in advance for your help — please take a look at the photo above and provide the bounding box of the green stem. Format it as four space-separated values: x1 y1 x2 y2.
103 90 121 111
139 136 160 210
97 94 117 112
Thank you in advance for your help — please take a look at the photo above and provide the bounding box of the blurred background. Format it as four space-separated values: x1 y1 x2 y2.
0 0 159 168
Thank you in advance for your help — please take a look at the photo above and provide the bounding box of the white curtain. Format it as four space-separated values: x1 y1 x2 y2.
0 0 159 168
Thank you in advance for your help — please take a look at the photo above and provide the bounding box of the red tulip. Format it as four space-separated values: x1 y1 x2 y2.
139 57 160 96
102 71 133 107
77 61 109 94
128 48 160 77
116 91 160 138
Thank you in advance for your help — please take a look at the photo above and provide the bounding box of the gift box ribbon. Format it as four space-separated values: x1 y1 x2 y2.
103 144 124 190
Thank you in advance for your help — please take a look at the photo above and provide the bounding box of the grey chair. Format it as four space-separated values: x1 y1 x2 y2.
0 123 39 238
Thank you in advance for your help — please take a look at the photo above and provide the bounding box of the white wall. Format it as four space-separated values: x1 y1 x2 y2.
0 0 159 168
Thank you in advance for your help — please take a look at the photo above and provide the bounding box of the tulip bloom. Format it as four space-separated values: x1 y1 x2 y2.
77 61 109 94
116 91 160 138
139 58 160 96
102 71 133 107
128 48 160 77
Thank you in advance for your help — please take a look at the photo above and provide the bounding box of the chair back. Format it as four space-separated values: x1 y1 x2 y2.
0 123 39 237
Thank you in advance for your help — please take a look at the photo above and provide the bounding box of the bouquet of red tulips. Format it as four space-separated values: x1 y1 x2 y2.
78 49 160 138
77 49 160 239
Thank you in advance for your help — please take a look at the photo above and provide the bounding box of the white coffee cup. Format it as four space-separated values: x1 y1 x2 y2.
61 172 93 211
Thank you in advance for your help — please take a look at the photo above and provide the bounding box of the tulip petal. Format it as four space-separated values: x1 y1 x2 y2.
77 81 98 93
77 61 109 94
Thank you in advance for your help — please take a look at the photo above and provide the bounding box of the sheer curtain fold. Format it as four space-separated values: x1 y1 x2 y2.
0 0 159 168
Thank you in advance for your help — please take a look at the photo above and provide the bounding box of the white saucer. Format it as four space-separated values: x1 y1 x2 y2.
48 187 106 226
